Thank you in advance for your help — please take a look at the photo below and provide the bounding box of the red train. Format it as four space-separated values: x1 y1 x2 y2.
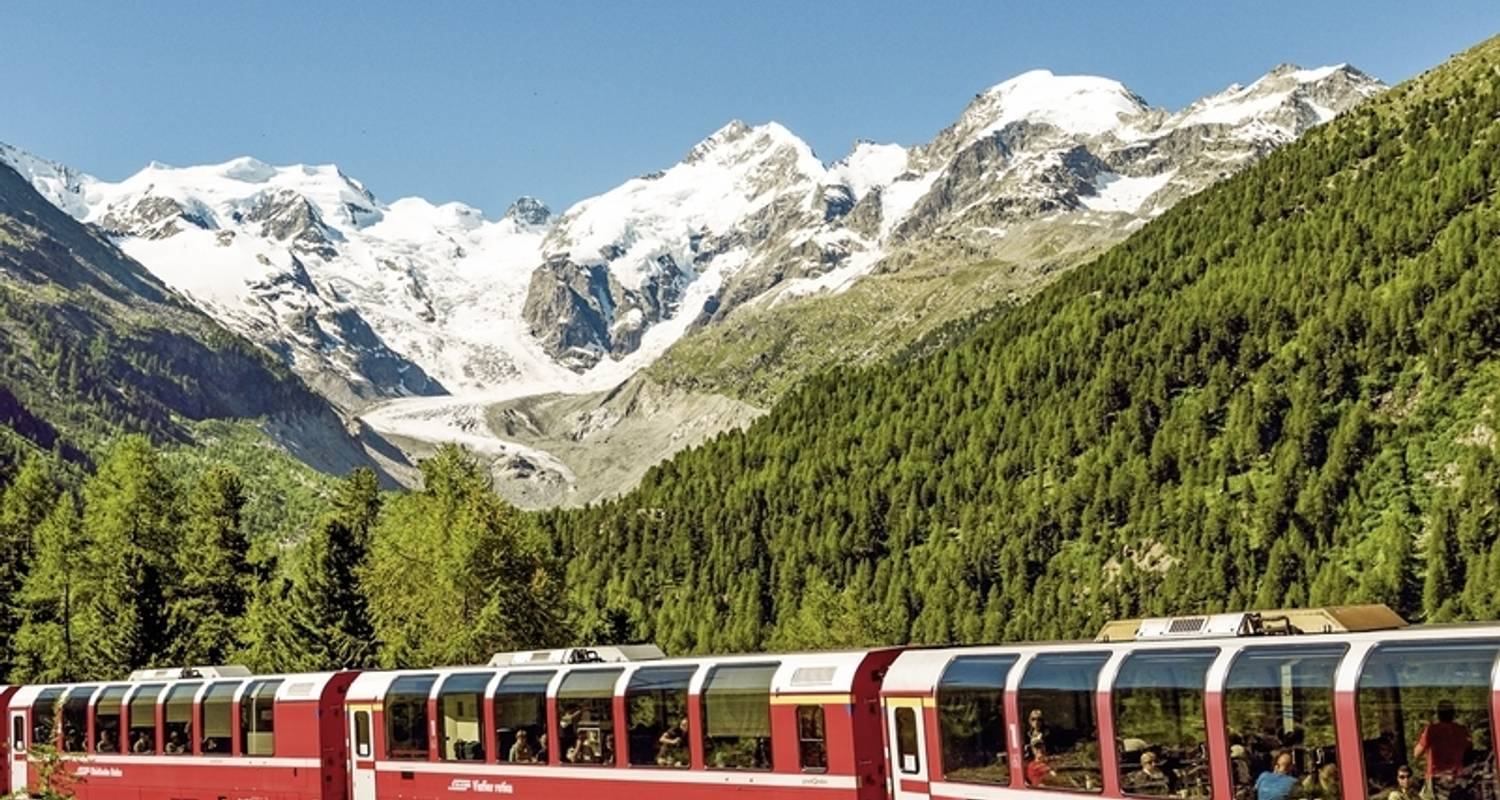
4 606 1498 800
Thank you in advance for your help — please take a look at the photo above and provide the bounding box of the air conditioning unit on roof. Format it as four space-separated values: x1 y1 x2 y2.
487 644 665 667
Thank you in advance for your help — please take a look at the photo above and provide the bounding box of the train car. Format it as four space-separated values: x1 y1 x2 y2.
879 605 1500 800
6 666 356 800
0 684 17 794
343 645 902 800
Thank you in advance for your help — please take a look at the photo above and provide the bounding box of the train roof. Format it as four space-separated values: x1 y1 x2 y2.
347 647 896 702
882 616 1500 694
9 670 347 708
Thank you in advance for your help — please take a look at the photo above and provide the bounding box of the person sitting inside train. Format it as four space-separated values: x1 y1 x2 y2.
509 729 537 763
535 733 549 764
568 728 601 763
131 732 153 754
657 718 688 767
164 731 188 754
1028 708 1051 750
1125 750 1176 796
1255 751 1300 800
1414 700 1472 796
96 728 117 754
1386 765 1421 800
1300 762 1339 800
1027 740 1062 787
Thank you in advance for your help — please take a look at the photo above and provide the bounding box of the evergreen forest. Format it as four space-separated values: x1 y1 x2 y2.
2 35 1500 679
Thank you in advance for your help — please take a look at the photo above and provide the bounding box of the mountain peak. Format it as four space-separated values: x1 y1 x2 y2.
963 69 1149 138
503 195 553 227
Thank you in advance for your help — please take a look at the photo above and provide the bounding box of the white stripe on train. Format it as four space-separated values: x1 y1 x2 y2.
370 760 860 789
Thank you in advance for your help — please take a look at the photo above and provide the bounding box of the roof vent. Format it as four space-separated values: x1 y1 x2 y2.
1096 605 1408 642
790 667 838 686
128 665 253 681
488 644 665 667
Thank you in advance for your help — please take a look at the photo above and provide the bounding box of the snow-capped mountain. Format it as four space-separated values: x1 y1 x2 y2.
0 62 1383 504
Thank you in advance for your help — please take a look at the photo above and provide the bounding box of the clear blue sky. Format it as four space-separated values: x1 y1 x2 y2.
3 3 1496 215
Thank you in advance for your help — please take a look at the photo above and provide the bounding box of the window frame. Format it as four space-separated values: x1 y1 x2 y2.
623 665 696 769
557 668 623 767
936 654 1017 786
240 679 283 758
1354 639 1500 800
896 706 921 775
162 682 203 756
31 688 63 751
199 681 241 756
437 672 493 763
12 713 24 754
355 710 372 759
126 683 164 756
700 662 778 773
384 674 437 761
1223 644 1347 800
1112 648 1218 800
797 705 829 774
91 685 129 755
60 685 98 755
495 670 554 766
1017 650 1111 793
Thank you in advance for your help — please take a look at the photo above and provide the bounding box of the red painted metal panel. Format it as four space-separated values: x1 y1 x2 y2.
1096 675 1120 796
1334 672 1366 800
1204 687 1232 800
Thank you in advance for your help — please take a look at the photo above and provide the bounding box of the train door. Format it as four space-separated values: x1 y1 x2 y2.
347 705 376 800
8 709 26 795
886 697 931 800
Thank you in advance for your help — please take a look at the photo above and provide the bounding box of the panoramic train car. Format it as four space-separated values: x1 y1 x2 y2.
343 645 902 800
879 606 1500 800
6 666 356 800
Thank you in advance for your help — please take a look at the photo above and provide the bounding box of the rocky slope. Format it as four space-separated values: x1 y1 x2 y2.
0 159 395 479
0 62 1383 504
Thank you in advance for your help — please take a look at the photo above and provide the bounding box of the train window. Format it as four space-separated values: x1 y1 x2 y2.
1018 651 1109 792
438 672 492 762
625 666 696 768
702 663 777 772
1114 649 1217 800
200 682 239 755
1224 645 1344 800
938 654 1017 786
798 706 828 773
127 684 163 755
558 668 622 766
60 685 97 754
355 710 372 759
385 675 436 760
93 685 128 754
896 707 921 774
163 682 201 755
495 671 552 764
12 713 23 754
32 687 62 751
241 679 282 757
1357 641 1500 800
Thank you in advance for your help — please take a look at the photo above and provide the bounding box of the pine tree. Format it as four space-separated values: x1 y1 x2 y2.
0 453 59 676
166 467 251 665
282 468 381 670
11 493 87 682
365 446 564 667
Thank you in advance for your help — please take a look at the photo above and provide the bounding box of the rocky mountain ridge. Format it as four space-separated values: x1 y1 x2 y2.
0 62 1384 504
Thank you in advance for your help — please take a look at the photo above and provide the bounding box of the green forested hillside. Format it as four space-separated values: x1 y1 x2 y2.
0 161 379 478
543 35 1500 653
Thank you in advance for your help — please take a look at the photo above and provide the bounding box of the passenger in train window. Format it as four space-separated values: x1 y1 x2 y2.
1230 743 1253 791
164 731 187 754
1300 762 1340 800
568 728 601 763
96 728 117 754
1125 750 1175 796
1413 701 1472 785
1384 766 1420 800
1028 740 1061 787
1366 734 1402 791
131 732 152 754
535 733 549 763
1028 708 1051 750
509 729 537 763
1255 751 1300 800
657 718 688 767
